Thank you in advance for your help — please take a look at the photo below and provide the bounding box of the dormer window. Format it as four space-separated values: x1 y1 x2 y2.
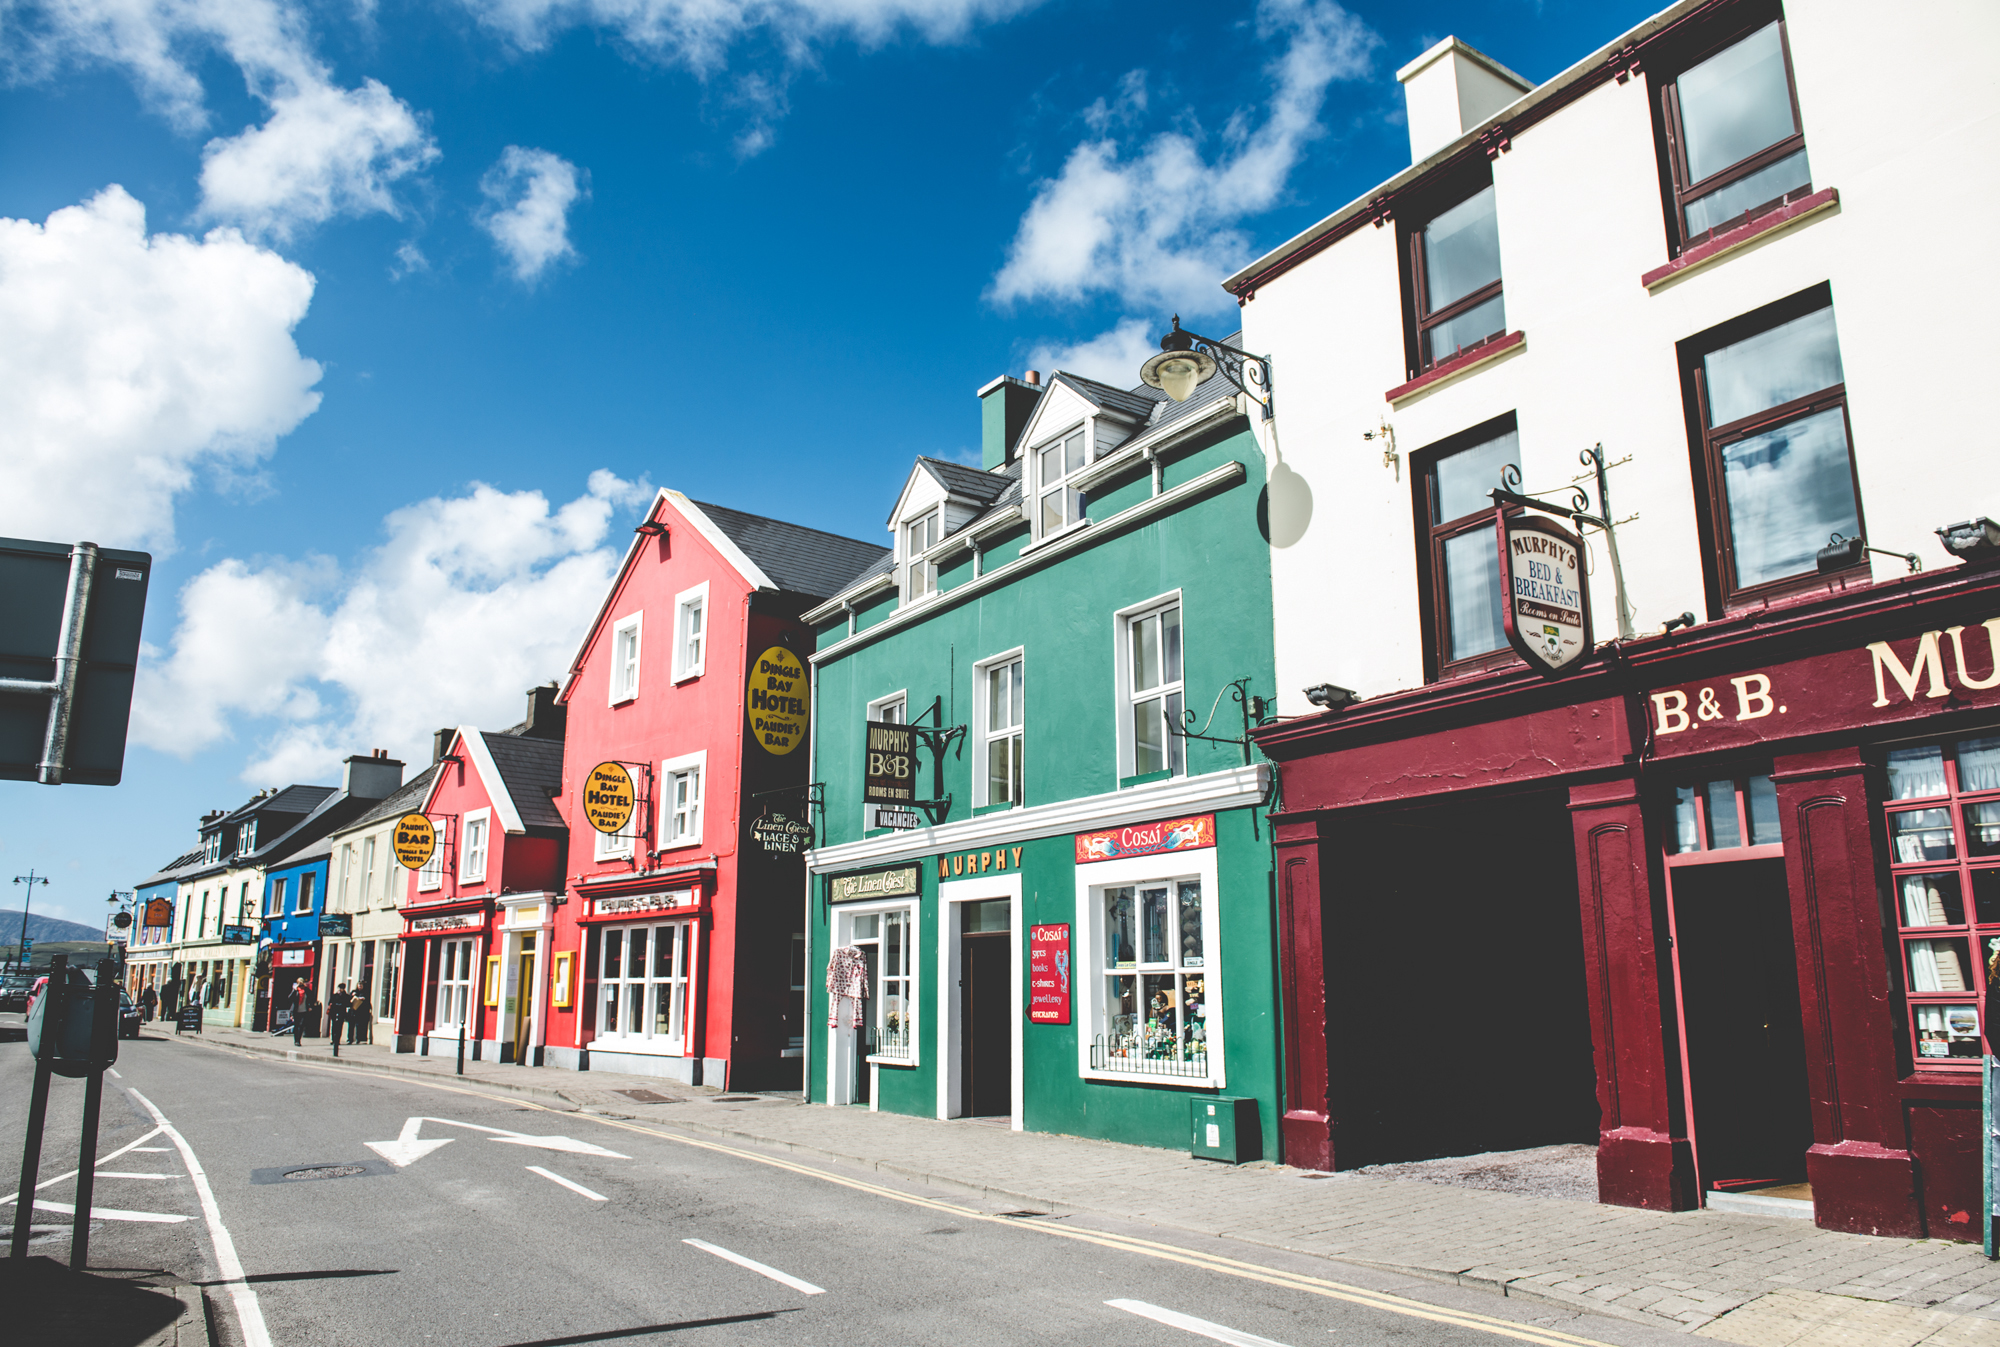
904 509 940 602
1037 428 1088 536
205 833 222 865
238 819 257 855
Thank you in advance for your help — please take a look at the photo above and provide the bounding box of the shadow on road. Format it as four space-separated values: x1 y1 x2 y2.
495 1308 802 1346
0 1255 184 1345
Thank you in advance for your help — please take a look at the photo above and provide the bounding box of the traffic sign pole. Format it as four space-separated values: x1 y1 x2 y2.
10 955 66 1259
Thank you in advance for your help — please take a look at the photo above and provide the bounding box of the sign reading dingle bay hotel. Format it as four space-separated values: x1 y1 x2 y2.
1498 512 1592 677
829 865 921 905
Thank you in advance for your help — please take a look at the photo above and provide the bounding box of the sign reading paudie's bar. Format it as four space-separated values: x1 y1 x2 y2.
1499 512 1591 677
1029 924 1071 1025
584 761 636 834
1646 615 2000 756
393 813 437 869
1075 814 1215 864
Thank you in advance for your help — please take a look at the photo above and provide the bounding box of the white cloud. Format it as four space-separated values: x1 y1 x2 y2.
131 470 653 783
478 147 585 282
199 77 439 240
0 186 323 553
1025 317 1161 387
990 0 1377 319
391 240 430 278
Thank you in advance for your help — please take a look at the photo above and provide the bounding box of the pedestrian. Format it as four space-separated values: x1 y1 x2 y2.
160 975 180 1018
138 984 157 1023
347 989 370 1045
328 982 351 1044
291 978 310 1045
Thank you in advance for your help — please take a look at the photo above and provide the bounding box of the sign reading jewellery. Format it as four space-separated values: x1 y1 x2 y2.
1498 512 1592 677
829 865 921 904
1075 814 1215 864
1029 924 1071 1025
592 890 695 917
408 913 479 933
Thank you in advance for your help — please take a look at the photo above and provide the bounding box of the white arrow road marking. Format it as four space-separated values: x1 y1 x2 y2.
365 1117 630 1167
683 1239 826 1296
526 1166 606 1201
128 1089 273 1347
1107 1300 1295 1347
31 1199 190 1223
1 1125 167 1205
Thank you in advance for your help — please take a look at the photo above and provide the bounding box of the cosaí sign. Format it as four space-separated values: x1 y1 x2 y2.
1646 615 2000 755
1075 814 1215 864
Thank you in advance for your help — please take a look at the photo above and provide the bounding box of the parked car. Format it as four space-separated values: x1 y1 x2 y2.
0 975 29 1013
119 990 143 1039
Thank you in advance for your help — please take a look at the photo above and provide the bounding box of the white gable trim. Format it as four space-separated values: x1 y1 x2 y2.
459 727 527 835
668 490 777 593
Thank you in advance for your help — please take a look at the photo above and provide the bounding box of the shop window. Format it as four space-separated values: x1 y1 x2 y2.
1416 418 1518 677
979 653 1024 807
1666 774 1782 854
435 938 474 1031
379 949 399 1018
1655 12 1812 252
1885 736 2000 1067
844 908 914 1062
1407 175 1506 372
1121 599 1184 779
609 612 642 704
903 509 941 603
672 583 708 682
1681 285 1861 608
593 924 691 1052
1088 873 1212 1081
1035 426 1088 537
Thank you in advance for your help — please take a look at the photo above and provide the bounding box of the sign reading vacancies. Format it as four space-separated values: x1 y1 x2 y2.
584 761 636 835
393 813 437 870
1498 512 1592 678
1029 924 1071 1024
864 720 916 807
749 646 809 755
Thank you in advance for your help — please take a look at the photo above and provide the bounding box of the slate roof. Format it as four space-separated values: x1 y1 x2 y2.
222 784 336 824
692 501 891 602
916 457 1011 503
138 847 206 889
482 731 566 831
338 766 440 835
1050 372 1165 423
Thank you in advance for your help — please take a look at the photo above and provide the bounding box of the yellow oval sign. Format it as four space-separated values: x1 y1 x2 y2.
748 645 808 756
392 813 437 870
584 761 636 835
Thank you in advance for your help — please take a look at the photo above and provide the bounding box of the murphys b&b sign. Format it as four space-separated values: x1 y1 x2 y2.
1499 512 1591 677
1645 614 2000 754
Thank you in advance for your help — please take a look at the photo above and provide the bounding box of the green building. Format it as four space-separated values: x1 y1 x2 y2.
803 351 1281 1158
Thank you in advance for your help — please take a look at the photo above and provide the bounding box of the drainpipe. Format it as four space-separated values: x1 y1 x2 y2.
805 650 819 1105
970 538 984 580
1144 444 1163 498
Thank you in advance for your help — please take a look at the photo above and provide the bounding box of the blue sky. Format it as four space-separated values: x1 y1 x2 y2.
0 0 1655 924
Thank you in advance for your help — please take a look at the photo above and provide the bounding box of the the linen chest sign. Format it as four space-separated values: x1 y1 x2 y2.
829 865 921 904
1646 615 2000 755
1076 814 1215 864
1499 514 1591 677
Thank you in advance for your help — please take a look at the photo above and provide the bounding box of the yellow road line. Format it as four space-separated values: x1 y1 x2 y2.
221 1044 1620 1347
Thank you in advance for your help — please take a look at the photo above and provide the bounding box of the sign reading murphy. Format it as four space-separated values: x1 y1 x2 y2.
1498 512 1592 677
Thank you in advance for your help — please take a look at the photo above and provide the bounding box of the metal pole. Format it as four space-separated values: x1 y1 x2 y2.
11 954 67 1259
457 1017 465 1076
69 959 121 1269
39 542 99 785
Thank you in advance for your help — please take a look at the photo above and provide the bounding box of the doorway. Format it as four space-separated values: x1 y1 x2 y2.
1668 858 1814 1197
960 899 1012 1117
513 934 537 1064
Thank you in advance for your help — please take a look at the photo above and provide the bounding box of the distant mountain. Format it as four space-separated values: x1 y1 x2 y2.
0 909 111 945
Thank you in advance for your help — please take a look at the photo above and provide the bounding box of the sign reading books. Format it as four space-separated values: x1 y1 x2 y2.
392 813 437 870
863 720 916 811
749 646 809 756
583 761 636 835
1498 511 1592 678
1075 814 1215 864
1029 924 1071 1025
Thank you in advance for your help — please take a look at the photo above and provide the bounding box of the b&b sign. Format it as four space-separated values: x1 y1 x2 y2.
863 720 916 808
1498 512 1592 678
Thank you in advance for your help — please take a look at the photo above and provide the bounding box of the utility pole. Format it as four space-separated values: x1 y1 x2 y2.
11 870 49 974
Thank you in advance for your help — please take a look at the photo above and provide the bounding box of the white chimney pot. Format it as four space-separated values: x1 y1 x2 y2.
1396 37 1534 165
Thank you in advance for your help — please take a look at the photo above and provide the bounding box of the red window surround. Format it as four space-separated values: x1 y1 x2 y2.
1385 330 1525 405
1641 187 1837 290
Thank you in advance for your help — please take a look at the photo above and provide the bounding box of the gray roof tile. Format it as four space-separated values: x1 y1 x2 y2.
916 457 1010 503
484 732 566 831
691 501 890 602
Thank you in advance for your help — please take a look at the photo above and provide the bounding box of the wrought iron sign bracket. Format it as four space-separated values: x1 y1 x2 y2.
748 781 825 848
1491 451 1639 641
909 697 966 826
1167 677 1271 766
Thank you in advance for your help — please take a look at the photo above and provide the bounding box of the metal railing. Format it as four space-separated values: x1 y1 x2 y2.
1089 1035 1209 1078
869 1022 913 1060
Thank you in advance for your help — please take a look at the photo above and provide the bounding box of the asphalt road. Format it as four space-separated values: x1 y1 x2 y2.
1 1029 1691 1347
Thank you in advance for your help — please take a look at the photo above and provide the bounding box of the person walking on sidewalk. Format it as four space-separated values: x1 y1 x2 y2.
160 975 180 1019
346 989 370 1044
138 984 157 1023
291 978 311 1045
328 982 351 1046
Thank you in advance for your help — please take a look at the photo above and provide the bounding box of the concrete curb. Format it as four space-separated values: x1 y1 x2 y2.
156 1031 593 1107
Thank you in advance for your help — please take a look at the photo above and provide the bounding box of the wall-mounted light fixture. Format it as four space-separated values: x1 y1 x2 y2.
1817 532 1920 576
1139 315 1275 420
1364 421 1397 479
1304 683 1359 711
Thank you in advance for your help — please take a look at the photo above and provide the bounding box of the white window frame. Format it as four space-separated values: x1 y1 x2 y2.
672 582 709 683
267 878 285 919
1114 591 1186 781
360 835 377 907
590 919 695 1055
902 509 941 604
294 871 315 915
336 844 354 912
829 899 920 1073
1076 847 1224 1089
461 808 492 884
417 837 443 893
608 611 643 705
594 802 638 860
434 937 475 1032
863 691 908 830
660 751 706 851
238 819 257 856
1031 422 1090 539
974 650 1025 809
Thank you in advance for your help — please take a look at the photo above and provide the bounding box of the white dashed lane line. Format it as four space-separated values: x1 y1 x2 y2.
683 1239 826 1295
29 1199 190 1223
526 1165 606 1201
1108 1300 1296 1347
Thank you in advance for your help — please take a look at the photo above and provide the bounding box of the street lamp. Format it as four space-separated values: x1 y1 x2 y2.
11 870 48 973
1139 316 1276 420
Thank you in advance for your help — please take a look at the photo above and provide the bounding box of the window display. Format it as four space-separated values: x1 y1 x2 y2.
848 909 913 1061
593 921 691 1052
1095 879 1207 1077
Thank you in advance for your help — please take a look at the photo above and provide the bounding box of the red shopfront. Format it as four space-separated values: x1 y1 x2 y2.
395 902 495 1057
557 873 715 1085
1256 561 2000 1240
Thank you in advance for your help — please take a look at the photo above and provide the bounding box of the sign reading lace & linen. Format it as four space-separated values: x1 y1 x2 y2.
1645 617 2000 756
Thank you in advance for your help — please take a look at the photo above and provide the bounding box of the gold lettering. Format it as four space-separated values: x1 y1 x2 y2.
1731 674 1776 721
938 858 950 879
1869 631 1950 707
996 848 1007 870
1012 846 1022 867
1946 621 2000 691
952 855 963 876
980 851 991 873
1650 690 1690 735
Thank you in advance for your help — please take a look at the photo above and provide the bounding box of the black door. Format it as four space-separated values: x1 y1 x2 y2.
855 944 877 1105
1672 858 1815 1190
961 934 1010 1117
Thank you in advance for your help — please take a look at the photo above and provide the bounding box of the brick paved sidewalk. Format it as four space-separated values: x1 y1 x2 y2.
161 1026 2000 1345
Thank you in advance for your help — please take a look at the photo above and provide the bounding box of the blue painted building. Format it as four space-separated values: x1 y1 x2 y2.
261 835 334 1027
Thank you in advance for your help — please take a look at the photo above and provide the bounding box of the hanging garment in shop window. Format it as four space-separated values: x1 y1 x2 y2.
826 945 867 1028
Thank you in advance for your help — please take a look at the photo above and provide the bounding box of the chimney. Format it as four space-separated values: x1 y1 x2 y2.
433 727 456 764
976 374 1043 470
522 683 566 741
1397 38 1533 164
342 752 405 801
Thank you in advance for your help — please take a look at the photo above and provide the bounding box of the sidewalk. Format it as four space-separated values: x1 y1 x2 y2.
165 1026 2000 1345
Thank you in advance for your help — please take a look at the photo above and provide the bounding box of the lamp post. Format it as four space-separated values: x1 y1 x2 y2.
11 871 48 974
106 890 136 978
1138 316 1276 420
